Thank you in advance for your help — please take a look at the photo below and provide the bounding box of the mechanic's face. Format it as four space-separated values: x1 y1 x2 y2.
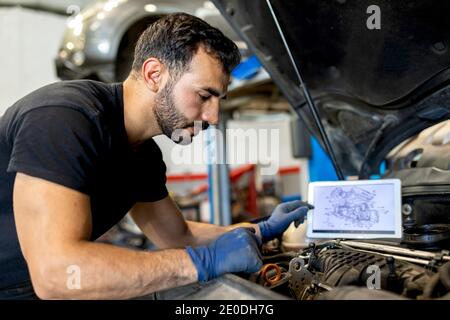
154 47 229 144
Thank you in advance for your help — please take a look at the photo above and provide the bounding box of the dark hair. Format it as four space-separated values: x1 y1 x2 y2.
131 13 241 77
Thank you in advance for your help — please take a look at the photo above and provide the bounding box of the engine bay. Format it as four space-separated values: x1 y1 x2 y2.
245 239 450 300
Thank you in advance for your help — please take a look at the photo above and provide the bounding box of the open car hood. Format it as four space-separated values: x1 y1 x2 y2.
213 0 450 177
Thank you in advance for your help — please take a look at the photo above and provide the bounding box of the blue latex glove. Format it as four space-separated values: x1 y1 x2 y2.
258 200 314 242
186 228 263 282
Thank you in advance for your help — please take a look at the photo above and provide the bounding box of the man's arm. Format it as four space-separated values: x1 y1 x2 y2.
131 196 312 249
13 173 198 299
130 197 261 248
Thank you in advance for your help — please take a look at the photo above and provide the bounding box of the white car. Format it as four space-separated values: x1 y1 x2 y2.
55 0 246 82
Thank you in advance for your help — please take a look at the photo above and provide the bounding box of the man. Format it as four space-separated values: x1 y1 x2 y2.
0 13 312 299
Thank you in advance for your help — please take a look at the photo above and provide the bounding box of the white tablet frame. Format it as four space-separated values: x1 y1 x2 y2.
307 179 402 239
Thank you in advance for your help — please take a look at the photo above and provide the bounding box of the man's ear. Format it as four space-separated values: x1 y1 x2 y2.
141 57 165 92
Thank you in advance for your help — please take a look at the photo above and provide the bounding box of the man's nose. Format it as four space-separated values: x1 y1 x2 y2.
201 100 220 125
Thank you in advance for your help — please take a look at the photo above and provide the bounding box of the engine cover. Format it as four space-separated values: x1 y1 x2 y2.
309 248 430 297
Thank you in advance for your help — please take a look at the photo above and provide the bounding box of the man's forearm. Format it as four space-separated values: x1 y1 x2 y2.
184 221 227 246
33 241 197 299
130 198 261 249
184 221 261 247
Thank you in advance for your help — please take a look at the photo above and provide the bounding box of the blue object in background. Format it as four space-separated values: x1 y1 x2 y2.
369 161 386 179
308 137 338 182
281 194 302 202
308 137 387 181
206 127 216 224
231 55 262 80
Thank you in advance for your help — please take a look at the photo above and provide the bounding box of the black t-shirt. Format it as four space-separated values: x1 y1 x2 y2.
0 80 168 289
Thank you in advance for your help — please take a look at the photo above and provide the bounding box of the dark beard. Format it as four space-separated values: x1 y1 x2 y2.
154 79 191 143
154 79 211 144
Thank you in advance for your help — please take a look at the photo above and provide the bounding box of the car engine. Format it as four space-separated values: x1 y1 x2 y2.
246 239 450 300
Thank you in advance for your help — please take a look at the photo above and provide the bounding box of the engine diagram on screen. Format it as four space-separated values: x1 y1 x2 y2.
323 186 385 228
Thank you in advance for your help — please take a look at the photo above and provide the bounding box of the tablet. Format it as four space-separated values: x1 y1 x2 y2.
307 179 402 239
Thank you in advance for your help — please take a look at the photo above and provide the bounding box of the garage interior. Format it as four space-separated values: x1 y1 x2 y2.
1 0 450 300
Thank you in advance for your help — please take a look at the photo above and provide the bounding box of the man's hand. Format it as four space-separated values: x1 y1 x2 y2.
186 228 263 282
258 200 314 242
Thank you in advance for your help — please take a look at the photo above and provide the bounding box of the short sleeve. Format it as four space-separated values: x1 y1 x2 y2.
132 139 168 202
7 107 103 194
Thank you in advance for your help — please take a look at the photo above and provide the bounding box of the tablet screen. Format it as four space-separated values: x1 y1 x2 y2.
307 179 402 239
